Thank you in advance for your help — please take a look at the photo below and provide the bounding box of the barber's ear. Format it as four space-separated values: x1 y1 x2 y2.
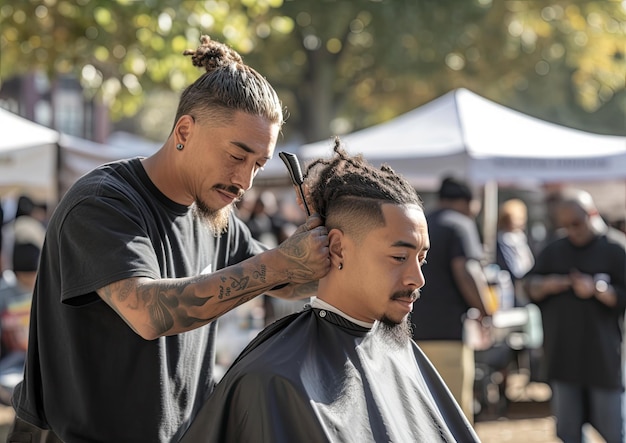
328 228 344 264
174 115 194 144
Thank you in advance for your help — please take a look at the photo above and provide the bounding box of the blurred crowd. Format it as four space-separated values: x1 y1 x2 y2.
231 180 626 443
1 182 625 440
0 196 47 404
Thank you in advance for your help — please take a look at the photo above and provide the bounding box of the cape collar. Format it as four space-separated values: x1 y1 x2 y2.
311 297 374 329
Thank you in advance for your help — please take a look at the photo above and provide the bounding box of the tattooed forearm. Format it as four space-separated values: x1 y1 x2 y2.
98 277 216 338
264 280 319 302
227 275 250 292
96 251 306 338
292 281 318 299
277 237 307 260
253 265 267 282
148 299 175 333
175 263 282 331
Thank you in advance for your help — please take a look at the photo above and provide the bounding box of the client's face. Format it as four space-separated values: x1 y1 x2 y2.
341 203 429 326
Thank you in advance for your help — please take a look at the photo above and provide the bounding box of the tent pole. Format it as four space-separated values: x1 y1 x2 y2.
482 180 498 264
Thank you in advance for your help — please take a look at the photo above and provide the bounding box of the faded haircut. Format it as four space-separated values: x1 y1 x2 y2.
304 138 422 241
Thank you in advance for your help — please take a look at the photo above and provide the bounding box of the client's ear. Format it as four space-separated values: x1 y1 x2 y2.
328 228 344 266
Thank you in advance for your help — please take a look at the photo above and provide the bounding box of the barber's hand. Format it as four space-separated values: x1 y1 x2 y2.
569 269 595 299
276 213 330 283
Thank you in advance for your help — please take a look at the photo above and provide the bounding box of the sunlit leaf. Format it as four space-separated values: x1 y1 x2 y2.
0 0 622 138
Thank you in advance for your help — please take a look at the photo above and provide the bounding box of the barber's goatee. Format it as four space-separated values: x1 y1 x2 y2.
193 200 231 236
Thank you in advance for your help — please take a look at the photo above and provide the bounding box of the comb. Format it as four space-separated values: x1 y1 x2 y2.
279 152 311 216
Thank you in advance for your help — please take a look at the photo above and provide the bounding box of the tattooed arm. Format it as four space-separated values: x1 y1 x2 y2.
266 280 319 300
97 214 330 340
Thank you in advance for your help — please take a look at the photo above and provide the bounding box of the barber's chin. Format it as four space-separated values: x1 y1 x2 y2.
193 200 231 236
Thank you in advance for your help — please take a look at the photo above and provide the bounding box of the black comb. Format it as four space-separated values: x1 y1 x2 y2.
279 152 311 216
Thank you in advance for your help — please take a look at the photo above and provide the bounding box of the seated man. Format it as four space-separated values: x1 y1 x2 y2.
181 141 480 442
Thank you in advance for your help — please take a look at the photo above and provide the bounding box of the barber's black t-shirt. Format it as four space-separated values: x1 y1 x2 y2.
13 158 265 442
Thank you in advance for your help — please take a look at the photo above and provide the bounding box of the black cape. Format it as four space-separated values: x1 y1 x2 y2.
181 306 480 442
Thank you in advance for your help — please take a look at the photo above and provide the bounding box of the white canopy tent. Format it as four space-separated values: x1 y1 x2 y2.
0 108 59 202
0 108 160 205
299 88 626 188
297 89 626 259
59 132 159 196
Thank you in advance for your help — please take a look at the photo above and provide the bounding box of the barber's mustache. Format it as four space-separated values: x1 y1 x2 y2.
214 184 245 201
391 289 420 302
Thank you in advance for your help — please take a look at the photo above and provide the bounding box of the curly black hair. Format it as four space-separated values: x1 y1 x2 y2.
304 137 423 239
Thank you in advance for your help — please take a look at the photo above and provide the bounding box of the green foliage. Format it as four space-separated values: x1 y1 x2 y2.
1 0 624 140
0 0 272 119
245 0 625 139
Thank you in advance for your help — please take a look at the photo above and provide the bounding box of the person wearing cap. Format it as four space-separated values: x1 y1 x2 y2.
410 176 491 423
524 189 625 443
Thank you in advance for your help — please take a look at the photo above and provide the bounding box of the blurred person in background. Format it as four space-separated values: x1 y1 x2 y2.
533 190 567 254
244 190 297 326
523 188 626 443
610 217 625 235
410 176 491 423
180 142 480 443
495 198 535 306
545 188 626 249
8 35 330 443
0 202 4 276
0 216 45 404
1 195 47 273
244 190 290 248
14 195 47 224
241 190 302 325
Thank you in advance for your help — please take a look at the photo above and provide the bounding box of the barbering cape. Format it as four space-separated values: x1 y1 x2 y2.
181 305 479 443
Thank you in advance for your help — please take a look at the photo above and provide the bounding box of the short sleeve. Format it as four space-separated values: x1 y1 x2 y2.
57 195 160 305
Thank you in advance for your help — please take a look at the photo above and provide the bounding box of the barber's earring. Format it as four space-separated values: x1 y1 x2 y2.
176 143 184 151
338 263 343 270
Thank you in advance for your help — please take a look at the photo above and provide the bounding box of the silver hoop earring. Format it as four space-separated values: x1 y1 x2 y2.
338 263 343 270
176 143 184 151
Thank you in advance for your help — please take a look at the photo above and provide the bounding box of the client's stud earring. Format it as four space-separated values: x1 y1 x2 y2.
176 143 184 151
338 263 343 270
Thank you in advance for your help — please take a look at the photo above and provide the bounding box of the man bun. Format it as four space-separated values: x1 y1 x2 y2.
183 35 243 72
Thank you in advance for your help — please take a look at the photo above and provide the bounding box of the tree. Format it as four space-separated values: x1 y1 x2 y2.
245 0 625 141
1 0 623 143
0 0 282 120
